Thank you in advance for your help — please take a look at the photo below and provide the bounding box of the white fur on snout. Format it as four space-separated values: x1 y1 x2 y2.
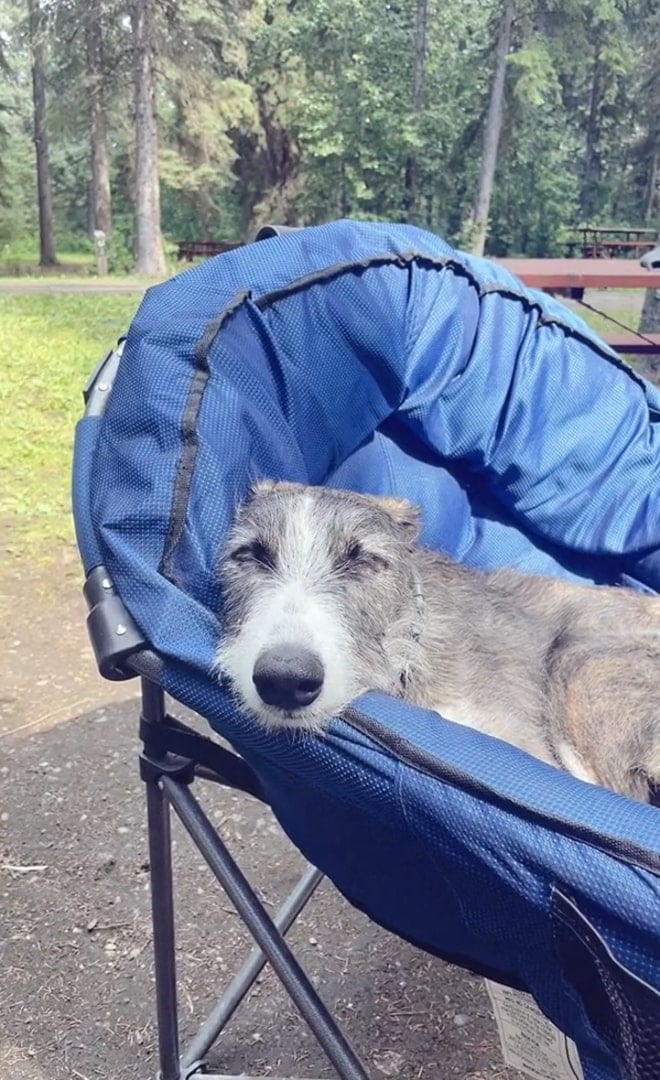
215 577 355 730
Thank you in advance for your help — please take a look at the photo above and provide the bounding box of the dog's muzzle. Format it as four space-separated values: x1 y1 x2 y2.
252 645 325 711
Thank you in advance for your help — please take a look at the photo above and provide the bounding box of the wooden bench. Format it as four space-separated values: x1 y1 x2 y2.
600 331 660 355
498 257 660 290
581 239 658 259
495 259 660 357
563 226 657 259
176 240 243 261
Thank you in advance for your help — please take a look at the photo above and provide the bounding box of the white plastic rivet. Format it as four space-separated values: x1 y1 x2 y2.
101 578 112 590
116 624 127 636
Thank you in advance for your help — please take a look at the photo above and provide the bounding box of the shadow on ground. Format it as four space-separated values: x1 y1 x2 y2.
1 699 523 1080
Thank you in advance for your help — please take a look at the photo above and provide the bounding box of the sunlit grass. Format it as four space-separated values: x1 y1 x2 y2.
0 237 179 279
569 305 637 337
0 242 96 276
0 293 141 560
0 273 166 287
562 293 657 380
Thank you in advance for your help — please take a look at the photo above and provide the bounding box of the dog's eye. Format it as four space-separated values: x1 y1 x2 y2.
230 541 275 569
346 541 363 562
344 541 389 571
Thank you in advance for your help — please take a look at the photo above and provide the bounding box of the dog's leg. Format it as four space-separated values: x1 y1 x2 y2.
553 741 599 786
554 649 658 803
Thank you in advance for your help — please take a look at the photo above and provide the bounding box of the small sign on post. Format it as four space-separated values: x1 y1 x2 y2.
93 229 108 277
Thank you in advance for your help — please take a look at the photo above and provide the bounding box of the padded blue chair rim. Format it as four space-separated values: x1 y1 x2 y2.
72 220 660 1080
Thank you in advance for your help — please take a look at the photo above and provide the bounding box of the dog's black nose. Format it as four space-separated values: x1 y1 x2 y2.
253 646 324 710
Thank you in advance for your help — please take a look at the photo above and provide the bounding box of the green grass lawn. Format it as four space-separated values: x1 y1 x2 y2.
568 305 637 340
0 288 650 564
0 292 141 560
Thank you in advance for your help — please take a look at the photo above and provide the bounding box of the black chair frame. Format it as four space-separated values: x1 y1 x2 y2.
111 656 371 1080
81 345 371 1080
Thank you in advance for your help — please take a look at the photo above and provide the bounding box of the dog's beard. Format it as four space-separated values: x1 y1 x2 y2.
215 580 358 730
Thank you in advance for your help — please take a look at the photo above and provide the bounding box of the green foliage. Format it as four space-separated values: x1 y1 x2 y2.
104 214 136 274
0 0 658 260
0 6 37 247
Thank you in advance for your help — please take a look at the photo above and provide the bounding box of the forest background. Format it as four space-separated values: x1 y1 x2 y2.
0 0 658 276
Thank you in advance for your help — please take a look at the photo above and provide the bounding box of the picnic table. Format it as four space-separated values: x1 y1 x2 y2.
498 257 660 290
176 239 243 261
562 226 658 259
496 257 660 355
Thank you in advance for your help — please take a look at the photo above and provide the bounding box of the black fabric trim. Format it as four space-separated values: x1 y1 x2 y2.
159 243 652 583
254 246 652 392
139 711 267 803
342 706 660 876
160 289 251 582
255 248 503 311
551 886 660 1075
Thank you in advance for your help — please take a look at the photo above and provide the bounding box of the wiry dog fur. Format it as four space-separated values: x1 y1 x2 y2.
216 481 660 802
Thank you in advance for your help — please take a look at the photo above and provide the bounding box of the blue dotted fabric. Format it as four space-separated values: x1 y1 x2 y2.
72 221 660 1080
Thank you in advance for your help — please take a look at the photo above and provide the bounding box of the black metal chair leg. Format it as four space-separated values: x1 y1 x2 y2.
146 772 181 1080
181 864 324 1070
163 778 370 1080
140 678 183 1079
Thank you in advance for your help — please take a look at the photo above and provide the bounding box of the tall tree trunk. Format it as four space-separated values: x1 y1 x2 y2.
468 0 515 256
580 47 603 220
644 144 658 222
638 62 660 378
610 146 629 222
27 0 57 267
132 0 166 275
638 286 660 383
403 0 428 220
232 95 302 238
86 5 112 239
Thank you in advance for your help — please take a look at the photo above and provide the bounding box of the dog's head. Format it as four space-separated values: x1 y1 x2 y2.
215 481 420 730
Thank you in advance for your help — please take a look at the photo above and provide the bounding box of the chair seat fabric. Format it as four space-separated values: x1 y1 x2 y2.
72 220 660 1080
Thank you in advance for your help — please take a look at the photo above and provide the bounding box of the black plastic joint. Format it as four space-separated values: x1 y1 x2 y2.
155 1066 206 1080
254 223 303 242
139 750 196 785
83 339 124 417
181 1060 207 1079
83 565 146 681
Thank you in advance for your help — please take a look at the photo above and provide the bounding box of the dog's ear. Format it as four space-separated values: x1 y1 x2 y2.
249 479 306 498
366 494 421 538
249 479 277 497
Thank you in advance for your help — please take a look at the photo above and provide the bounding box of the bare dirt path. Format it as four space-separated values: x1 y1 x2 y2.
0 544 133 741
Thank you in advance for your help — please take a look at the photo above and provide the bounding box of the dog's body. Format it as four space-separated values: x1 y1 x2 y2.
641 244 660 270
217 482 660 802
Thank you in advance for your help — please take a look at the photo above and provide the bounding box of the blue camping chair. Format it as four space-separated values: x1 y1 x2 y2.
71 220 660 1080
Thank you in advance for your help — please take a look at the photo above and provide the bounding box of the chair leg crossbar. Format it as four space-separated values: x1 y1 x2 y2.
139 678 371 1080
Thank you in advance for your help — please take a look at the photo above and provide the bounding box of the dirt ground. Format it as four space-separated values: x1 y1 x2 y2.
0 542 527 1080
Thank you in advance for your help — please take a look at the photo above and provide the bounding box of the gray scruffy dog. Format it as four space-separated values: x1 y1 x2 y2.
216 481 660 803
